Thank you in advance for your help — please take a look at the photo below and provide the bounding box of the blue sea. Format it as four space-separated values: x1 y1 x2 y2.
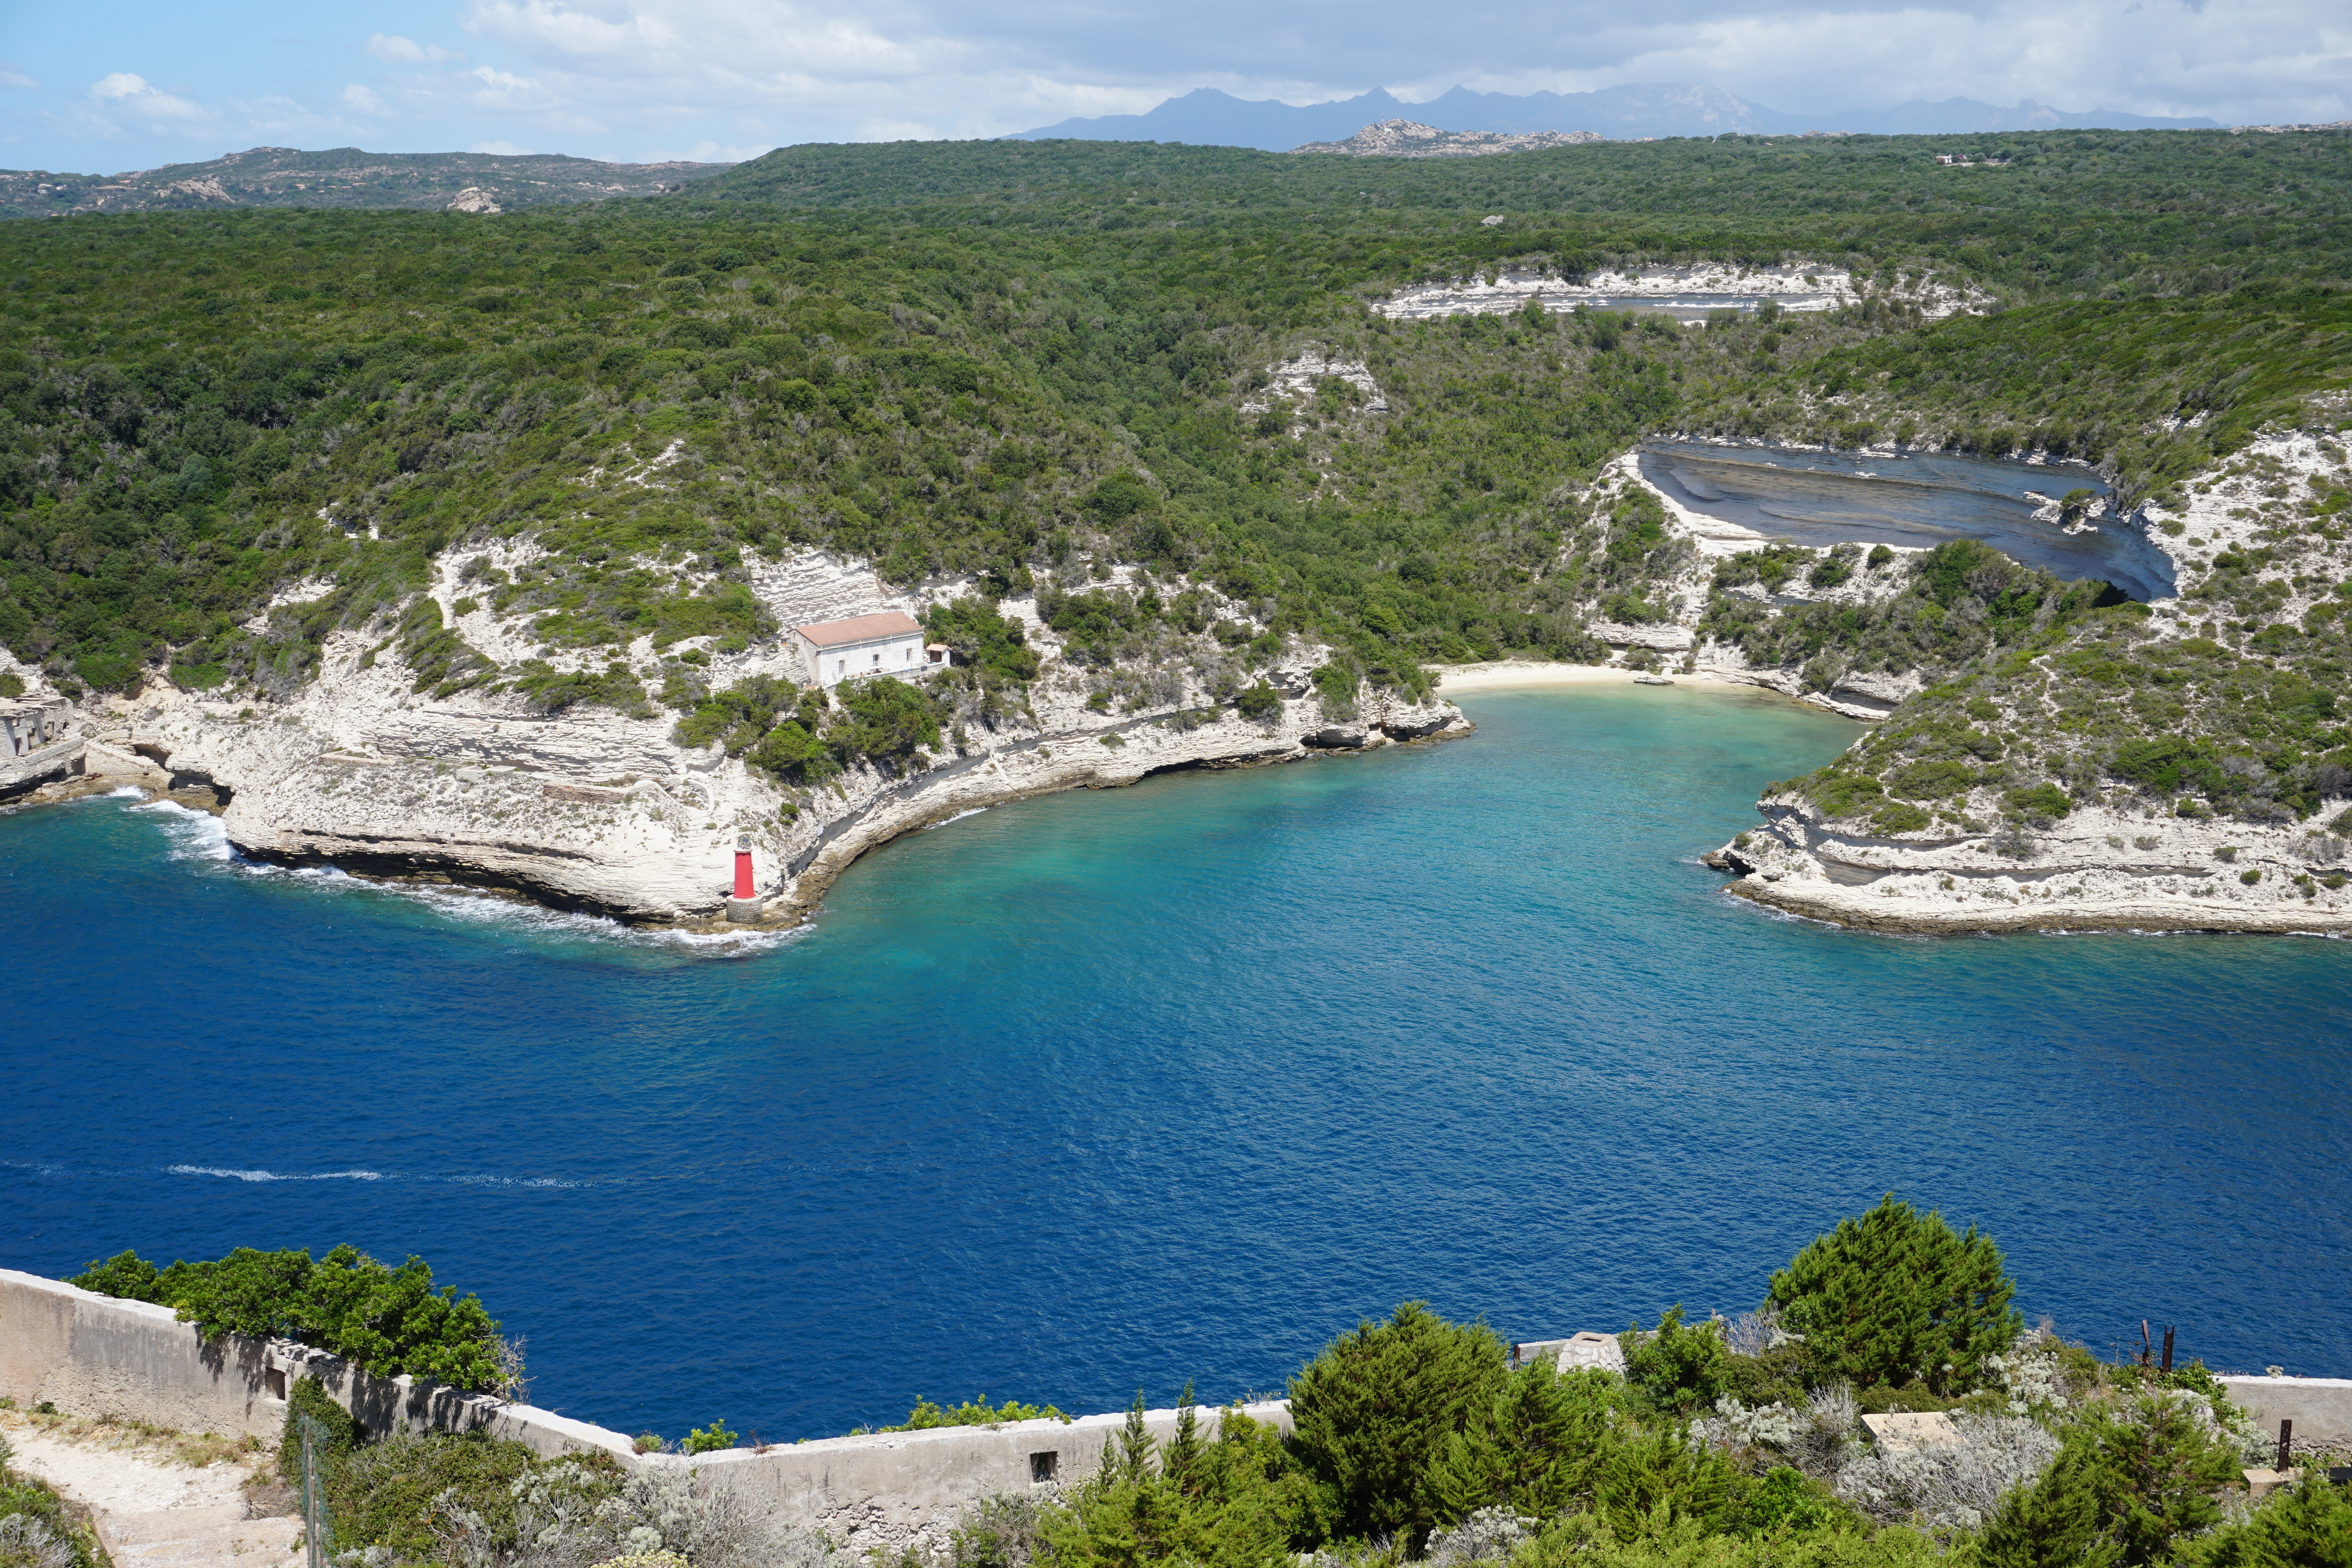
6 687 2350 1442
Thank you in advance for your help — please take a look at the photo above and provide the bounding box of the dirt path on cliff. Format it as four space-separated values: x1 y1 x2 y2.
2 1409 303 1568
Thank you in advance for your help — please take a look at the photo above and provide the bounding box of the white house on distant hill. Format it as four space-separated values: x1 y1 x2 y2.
792 611 947 688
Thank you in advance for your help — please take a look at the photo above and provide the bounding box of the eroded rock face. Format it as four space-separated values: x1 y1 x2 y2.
1706 793 2352 934
1377 263 1992 323
95 546 1472 925
1686 427 2352 934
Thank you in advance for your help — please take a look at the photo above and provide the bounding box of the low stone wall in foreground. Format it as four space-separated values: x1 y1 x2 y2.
0 1269 1284 1552
7 1268 2346 1553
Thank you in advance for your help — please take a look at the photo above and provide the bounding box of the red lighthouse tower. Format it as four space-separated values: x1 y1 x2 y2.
725 833 761 922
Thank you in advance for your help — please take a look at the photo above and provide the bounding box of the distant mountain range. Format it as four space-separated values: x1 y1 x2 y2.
1011 83 2221 150
0 146 733 221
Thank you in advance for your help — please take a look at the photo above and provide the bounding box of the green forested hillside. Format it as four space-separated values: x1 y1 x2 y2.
701 128 2352 296
1 132 2346 729
0 146 732 222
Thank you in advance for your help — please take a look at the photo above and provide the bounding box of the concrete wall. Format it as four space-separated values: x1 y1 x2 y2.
673 1401 1294 1552
1 1269 278 1436
0 1269 624 1460
2221 1377 2352 1449
1 1268 1281 1552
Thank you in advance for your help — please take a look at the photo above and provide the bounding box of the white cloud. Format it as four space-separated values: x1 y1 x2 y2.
88 72 209 121
424 0 2340 151
471 138 536 153
465 0 680 60
366 34 465 64
28 0 2337 177
465 63 553 108
0 64 38 91
1422 0 2352 124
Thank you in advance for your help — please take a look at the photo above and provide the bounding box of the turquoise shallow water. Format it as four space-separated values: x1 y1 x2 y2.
5 686 2350 1439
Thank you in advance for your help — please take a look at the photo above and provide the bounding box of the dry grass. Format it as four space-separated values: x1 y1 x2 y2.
0 1400 270 1471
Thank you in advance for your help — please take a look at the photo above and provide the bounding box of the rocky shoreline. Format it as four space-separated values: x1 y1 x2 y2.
12 420 2345 942
1705 795 2352 936
0 554 1471 929
1683 427 2352 937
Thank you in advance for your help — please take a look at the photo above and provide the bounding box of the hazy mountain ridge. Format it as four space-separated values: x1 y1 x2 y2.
1013 82 2221 150
0 145 734 221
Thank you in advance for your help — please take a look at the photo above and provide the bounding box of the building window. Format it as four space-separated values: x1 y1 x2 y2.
1030 1452 1058 1483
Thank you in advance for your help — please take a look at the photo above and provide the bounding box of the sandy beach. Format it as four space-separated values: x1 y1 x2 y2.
1432 661 1739 694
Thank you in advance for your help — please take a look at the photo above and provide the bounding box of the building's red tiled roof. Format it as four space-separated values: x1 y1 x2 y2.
793 611 924 647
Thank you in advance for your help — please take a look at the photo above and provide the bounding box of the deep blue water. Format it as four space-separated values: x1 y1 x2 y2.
6 687 2351 1443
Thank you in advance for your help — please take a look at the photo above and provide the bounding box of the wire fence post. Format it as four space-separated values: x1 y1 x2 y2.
299 1413 330 1568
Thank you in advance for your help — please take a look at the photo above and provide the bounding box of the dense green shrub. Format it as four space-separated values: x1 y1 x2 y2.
1764 1196 2020 1395
1428 1359 1626 1522
2006 783 2073 820
827 677 943 770
1586 1426 1740 1542
0 1437 105 1568
1312 659 1362 718
882 1398 1067 1432
2177 1472 2352 1567
1288 1302 1509 1550
327 1430 557 1559
1977 1396 2238 1568
680 1419 739 1454
924 597 1040 685
1622 1308 1734 1417
71 1245 514 1391
280 1374 362 1492
1035 1396 1323 1568
1235 681 1281 721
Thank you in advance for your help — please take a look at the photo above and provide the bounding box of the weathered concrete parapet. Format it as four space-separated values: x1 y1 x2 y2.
2222 1376 2352 1448
0 1266 1281 1546
0 1269 623 1460
264 1339 634 1462
673 1400 1295 1554
0 1269 275 1436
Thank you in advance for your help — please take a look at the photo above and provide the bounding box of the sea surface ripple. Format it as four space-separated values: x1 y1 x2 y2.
5 687 2348 1439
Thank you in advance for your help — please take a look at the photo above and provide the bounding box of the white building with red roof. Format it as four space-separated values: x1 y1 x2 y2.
791 610 947 688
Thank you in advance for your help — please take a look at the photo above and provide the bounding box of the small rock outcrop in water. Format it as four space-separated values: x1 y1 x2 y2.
1292 121 1606 158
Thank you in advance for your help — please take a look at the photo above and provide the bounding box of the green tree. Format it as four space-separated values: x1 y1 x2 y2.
2177 1473 2352 1568
1979 1396 2240 1568
1765 1196 2022 1393
1288 1301 1509 1550
69 1245 512 1391
1037 1403 1320 1568
1235 681 1281 721
1427 1359 1625 1523
826 677 941 770
1622 1308 1734 1416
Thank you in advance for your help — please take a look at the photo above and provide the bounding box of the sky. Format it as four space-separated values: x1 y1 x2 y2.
1 0 2346 174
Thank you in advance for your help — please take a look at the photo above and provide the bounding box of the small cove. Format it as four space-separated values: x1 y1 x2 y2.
1641 438 2179 599
4 687 2347 1439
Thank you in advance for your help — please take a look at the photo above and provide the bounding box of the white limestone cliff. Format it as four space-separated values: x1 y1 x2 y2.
69 547 1466 925
1702 429 2352 932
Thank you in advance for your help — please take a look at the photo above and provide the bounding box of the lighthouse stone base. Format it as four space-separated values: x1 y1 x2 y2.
724 897 765 923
